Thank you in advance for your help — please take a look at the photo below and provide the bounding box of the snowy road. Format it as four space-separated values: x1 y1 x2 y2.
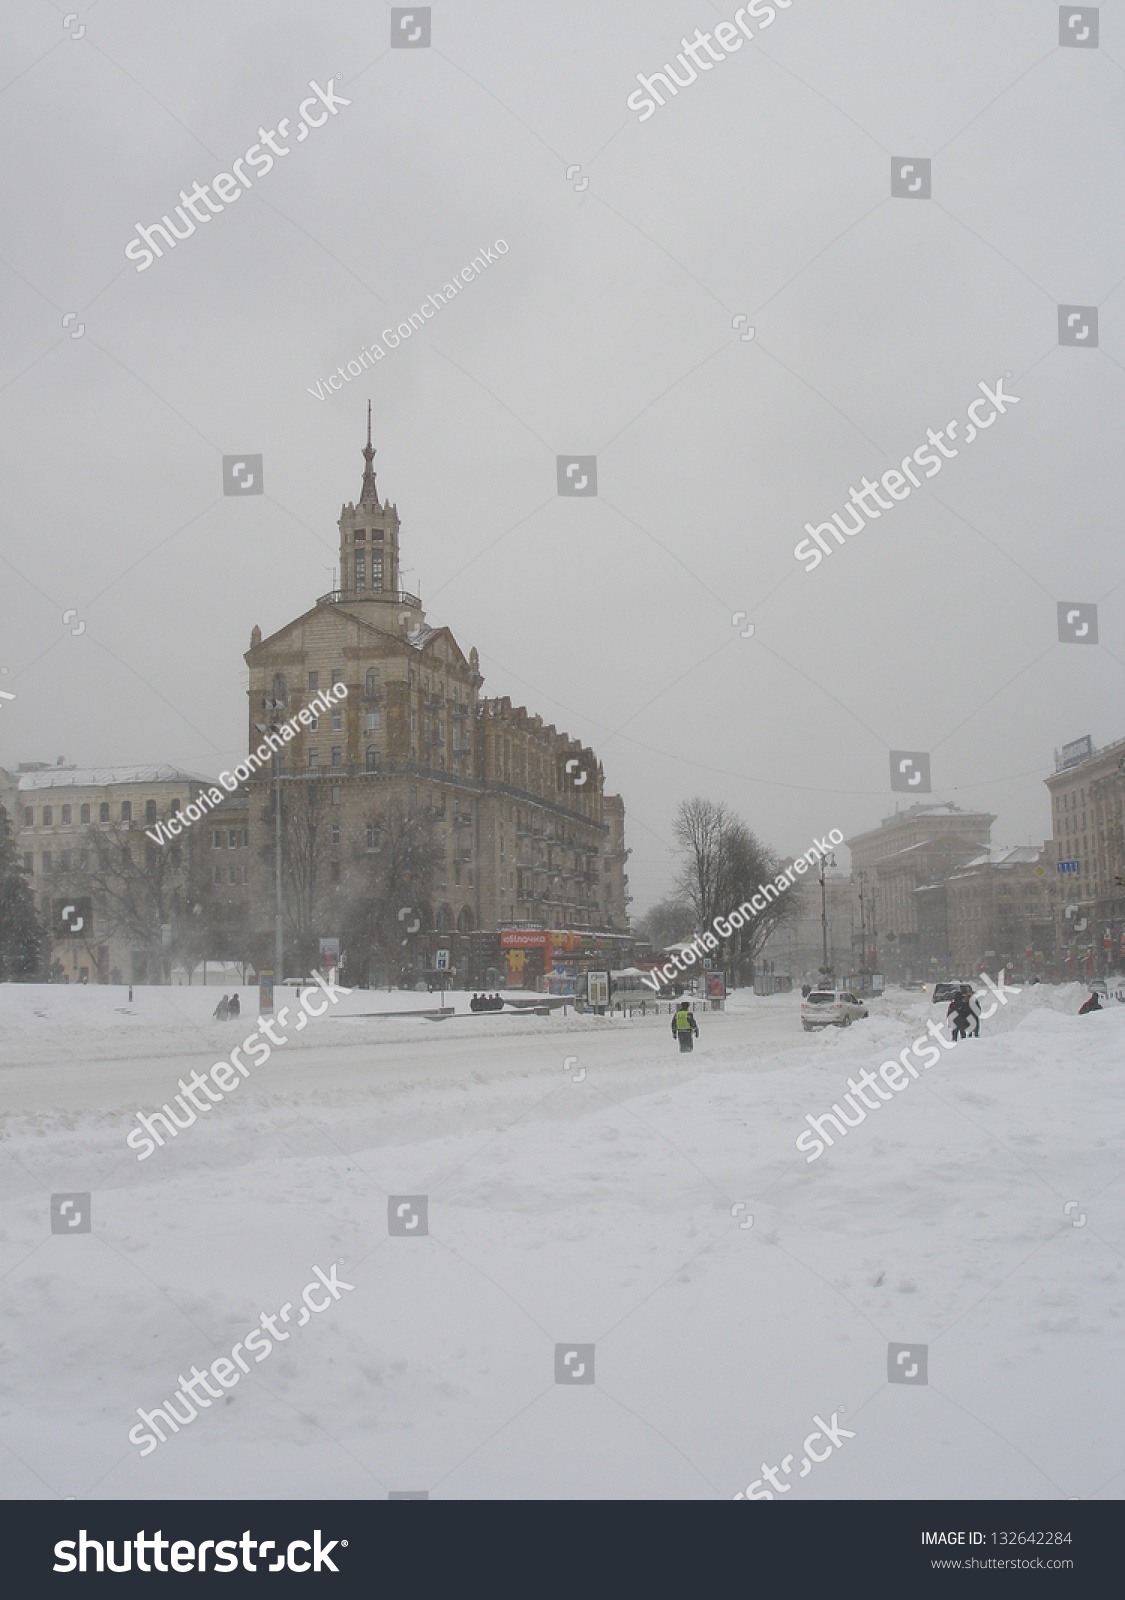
1 983 1121 1499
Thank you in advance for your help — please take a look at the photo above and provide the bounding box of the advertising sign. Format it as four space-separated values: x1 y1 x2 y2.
1061 735 1093 770
319 937 340 970
435 948 450 971
587 971 609 1008
705 971 726 1000
1057 860 1080 874
500 929 549 950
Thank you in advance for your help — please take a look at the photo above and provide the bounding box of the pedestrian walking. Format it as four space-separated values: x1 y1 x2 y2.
671 999 699 1053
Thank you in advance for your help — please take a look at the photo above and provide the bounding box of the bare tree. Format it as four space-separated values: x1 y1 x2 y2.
716 817 800 982
635 894 694 950
673 797 731 930
69 823 191 983
270 777 334 976
671 797 802 987
340 799 442 987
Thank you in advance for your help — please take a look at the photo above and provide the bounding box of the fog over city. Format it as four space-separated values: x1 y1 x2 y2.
0 0 1122 1544
2 0 1119 903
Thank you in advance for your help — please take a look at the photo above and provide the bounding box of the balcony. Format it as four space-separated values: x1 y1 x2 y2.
317 587 421 609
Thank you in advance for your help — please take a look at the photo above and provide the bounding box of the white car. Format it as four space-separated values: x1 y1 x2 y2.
801 989 868 1030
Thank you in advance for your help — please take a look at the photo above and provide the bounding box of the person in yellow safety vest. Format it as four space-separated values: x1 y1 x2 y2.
671 1000 699 1052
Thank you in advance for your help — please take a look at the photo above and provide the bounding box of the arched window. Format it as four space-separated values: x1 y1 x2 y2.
366 667 380 696
437 903 454 934
457 906 474 934
366 748 381 772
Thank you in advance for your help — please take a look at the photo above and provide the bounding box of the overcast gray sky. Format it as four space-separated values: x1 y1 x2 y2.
1 0 1121 911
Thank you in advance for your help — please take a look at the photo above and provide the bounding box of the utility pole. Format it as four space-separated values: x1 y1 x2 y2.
819 850 837 980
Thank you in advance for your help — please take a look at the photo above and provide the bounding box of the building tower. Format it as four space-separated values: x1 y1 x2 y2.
336 402 420 630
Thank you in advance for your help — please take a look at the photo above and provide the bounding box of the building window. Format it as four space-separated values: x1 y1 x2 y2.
23 807 33 827
229 829 238 849
354 527 366 541
243 827 249 846
365 709 381 732
171 797 180 814
228 864 237 885
272 672 287 704
366 822 380 851
99 803 109 822
355 553 366 590
332 709 342 732
309 671 318 692
308 712 319 730
331 747 342 767
366 748 381 772
59 850 71 872
213 830 222 848
308 750 319 769
330 860 340 882
213 866 222 885
146 800 157 824
23 853 32 872
331 668 343 686
42 852 52 874
43 806 53 826
121 802 132 822
372 553 383 591
331 785 341 805
242 864 249 884
331 822 341 845
61 805 72 825
366 667 380 695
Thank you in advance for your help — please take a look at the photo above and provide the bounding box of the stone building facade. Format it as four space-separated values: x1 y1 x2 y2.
846 803 995 982
1 762 209 984
1044 733 1125 978
242 415 629 984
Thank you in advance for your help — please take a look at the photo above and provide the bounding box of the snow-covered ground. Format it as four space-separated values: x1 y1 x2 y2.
0 980 1121 1500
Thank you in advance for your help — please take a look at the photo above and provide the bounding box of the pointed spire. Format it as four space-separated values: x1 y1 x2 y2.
359 400 379 507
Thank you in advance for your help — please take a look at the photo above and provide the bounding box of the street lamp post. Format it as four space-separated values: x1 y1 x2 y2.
819 850 837 980
257 693 287 987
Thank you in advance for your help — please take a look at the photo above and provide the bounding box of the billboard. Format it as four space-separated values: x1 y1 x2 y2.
1061 735 1093 770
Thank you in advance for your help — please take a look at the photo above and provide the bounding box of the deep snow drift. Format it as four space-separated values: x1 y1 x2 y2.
0 980 1121 1499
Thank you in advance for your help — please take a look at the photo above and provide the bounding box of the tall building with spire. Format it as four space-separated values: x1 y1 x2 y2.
243 414 630 986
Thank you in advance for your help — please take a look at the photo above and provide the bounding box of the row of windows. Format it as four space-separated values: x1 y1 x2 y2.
213 865 250 885
305 748 386 771
212 829 250 849
23 798 181 827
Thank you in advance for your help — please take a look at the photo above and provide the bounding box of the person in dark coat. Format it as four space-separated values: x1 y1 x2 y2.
947 986 977 1040
228 992 240 1017
1078 990 1103 1014
213 994 230 1020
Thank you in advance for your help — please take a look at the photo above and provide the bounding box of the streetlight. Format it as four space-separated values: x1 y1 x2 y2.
257 687 288 988
819 850 837 980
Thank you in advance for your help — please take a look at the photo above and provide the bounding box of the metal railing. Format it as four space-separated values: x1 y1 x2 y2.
317 588 421 609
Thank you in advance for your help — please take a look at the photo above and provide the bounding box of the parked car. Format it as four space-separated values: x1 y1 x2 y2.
932 980 975 1005
801 989 868 1030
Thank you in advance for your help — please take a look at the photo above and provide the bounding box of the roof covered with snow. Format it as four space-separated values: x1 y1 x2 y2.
15 765 208 792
